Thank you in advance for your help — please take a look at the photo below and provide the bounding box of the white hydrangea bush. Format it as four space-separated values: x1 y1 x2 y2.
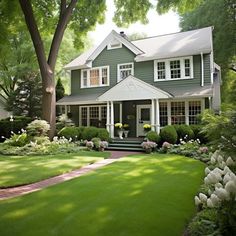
195 150 236 209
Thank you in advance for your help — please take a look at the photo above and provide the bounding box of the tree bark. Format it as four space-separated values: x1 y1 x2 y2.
19 0 77 139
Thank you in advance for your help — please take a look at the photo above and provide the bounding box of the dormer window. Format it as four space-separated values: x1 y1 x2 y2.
154 56 193 81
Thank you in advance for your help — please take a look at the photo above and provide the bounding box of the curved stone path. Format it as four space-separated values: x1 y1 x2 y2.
0 151 142 200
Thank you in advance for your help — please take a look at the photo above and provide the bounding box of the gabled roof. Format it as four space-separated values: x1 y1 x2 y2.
64 26 213 70
97 75 172 101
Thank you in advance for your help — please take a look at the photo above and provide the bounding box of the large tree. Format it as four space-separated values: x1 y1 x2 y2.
2 0 203 138
180 0 236 103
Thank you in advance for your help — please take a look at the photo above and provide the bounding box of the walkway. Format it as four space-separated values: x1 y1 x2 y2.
0 151 141 200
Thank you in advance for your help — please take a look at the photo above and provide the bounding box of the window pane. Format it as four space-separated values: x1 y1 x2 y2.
171 101 185 124
82 71 88 87
159 102 168 126
90 69 99 86
189 101 201 124
89 107 99 127
185 59 190 77
141 108 150 121
170 60 181 79
157 62 165 79
119 64 133 80
81 107 87 126
102 68 108 85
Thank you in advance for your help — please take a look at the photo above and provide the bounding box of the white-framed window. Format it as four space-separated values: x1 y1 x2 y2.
171 101 185 125
117 62 134 82
81 66 109 88
107 39 122 50
79 105 107 127
159 102 168 126
154 56 193 81
189 101 202 124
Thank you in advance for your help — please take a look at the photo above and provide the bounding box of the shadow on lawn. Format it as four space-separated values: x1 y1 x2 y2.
0 155 205 236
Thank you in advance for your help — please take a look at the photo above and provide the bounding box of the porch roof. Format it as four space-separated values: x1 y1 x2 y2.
97 75 172 102
56 93 104 105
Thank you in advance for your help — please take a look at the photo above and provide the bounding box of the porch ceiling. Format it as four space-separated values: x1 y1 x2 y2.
97 75 172 102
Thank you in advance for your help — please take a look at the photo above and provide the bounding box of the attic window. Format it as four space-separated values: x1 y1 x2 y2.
107 39 122 50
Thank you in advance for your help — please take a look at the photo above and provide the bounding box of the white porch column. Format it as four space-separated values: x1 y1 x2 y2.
151 99 155 131
106 101 110 133
155 99 160 134
119 103 123 123
110 101 114 138
64 105 68 114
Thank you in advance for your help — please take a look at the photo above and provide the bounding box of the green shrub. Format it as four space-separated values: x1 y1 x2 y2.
190 124 208 143
160 125 177 144
58 126 80 141
82 127 98 140
0 116 32 140
97 128 109 141
91 137 101 150
77 126 85 140
146 131 160 143
26 119 50 137
174 124 194 141
5 133 29 147
187 209 219 236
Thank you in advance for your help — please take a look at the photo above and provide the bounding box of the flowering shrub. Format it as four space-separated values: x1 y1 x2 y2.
141 141 157 153
160 141 173 153
85 139 108 152
86 141 94 150
26 119 50 137
115 123 123 129
191 150 236 235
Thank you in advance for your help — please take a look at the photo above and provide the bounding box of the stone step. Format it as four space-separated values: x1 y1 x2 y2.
106 146 144 152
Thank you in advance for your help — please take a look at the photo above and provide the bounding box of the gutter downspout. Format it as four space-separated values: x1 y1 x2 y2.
201 52 204 87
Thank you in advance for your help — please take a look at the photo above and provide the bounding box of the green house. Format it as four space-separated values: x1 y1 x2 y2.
57 27 221 138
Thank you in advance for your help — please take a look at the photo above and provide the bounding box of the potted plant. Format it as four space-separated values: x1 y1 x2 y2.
143 124 151 133
115 123 123 139
123 123 129 138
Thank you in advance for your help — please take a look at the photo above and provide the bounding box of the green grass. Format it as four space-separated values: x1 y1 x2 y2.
0 154 205 236
0 151 109 188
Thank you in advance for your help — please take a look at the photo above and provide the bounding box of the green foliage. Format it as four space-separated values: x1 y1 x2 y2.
91 137 101 150
82 127 98 141
5 133 29 147
174 124 194 141
26 119 50 137
201 110 236 153
180 0 236 103
160 125 178 144
7 74 42 118
97 128 109 141
56 78 65 101
146 131 160 143
187 208 219 236
58 126 80 141
0 116 32 139
190 124 208 143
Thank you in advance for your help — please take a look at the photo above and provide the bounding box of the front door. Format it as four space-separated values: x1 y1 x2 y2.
136 105 151 136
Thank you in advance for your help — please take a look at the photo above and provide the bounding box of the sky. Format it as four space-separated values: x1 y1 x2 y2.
89 0 180 46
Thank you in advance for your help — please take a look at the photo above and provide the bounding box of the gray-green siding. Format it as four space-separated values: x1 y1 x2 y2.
71 45 212 97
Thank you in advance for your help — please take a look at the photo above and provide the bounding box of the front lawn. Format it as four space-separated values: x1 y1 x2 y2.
0 151 109 188
0 154 205 236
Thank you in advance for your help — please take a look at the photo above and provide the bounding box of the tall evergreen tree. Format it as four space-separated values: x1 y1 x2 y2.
56 78 65 101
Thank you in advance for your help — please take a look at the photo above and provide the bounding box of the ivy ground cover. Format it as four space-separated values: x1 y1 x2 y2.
0 154 205 236
0 151 108 188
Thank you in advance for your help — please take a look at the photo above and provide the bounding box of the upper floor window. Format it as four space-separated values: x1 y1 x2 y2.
154 56 193 81
117 62 134 82
81 66 109 88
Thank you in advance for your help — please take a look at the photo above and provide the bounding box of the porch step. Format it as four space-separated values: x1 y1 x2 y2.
108 138 144 152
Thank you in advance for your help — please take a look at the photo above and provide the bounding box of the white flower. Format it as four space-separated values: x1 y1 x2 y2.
215 187 230 201
205 167 211 175
225 181 236 195
223 173 231 184
207 198 214 208
196 139 200 144
199 193 208 203
206 172 221 184
210 193 220 206
194 196 202 206
211 156 216 165
217 155 224 163
213 167 223 175
219 161 226 169
226 157 235 166
223 166 231 175
215 182 223 188
204 176 211 185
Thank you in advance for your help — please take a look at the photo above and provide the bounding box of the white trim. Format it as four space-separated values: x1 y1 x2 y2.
119 103 123 123
107 40 122 50
154 56 193 81
117 62 134 83
201 52 204 86
110 101 114 138
155 99 160 134
81 65 110 89
151 99 155 131
106 102 110 133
